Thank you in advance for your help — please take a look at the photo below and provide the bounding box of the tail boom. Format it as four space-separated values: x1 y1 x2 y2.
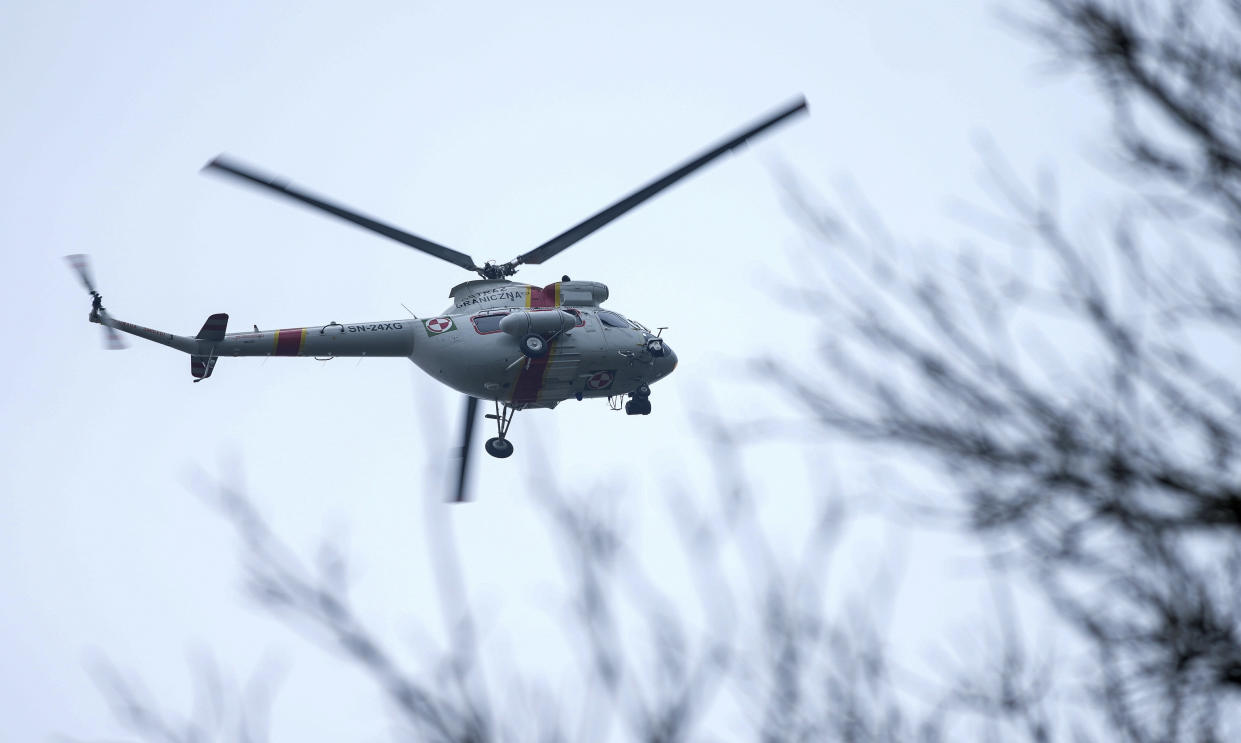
98 316 198 353
214 320 415 358
94 315 415 386
94 316 414 358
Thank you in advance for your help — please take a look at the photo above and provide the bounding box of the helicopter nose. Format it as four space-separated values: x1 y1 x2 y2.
654 343 677 379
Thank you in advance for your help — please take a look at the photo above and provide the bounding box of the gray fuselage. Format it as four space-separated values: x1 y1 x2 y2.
104 279 676 408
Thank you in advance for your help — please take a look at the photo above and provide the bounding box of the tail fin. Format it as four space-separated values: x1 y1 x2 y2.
192 313 228 381
191 354 218 382
196 313 228 341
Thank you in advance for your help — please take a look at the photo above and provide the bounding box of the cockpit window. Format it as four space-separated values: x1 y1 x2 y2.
598 310 630 328
471 312 508 334
628 319 650 333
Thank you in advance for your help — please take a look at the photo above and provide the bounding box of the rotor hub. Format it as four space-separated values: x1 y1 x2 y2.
478 260 520 280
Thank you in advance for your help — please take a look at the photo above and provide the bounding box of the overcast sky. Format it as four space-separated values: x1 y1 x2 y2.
0 1 1111 740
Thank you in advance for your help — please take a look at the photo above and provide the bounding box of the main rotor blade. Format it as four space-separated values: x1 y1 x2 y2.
513 96 809 267
65 253 97 294
203 156 480 273
451 396 479 503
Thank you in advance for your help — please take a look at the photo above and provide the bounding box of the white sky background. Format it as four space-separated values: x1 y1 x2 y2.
0 1 1114 740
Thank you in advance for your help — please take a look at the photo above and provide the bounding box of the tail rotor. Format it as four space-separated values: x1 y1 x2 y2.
65 254 127 350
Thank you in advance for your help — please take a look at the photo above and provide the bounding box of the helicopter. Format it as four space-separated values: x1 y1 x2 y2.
68 97 808 501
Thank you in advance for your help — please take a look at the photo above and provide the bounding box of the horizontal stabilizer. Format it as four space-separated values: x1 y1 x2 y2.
196 313 229 341
191 355 218 382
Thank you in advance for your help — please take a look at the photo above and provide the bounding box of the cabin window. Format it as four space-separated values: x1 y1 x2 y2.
598 310 630 328
471 312 508 334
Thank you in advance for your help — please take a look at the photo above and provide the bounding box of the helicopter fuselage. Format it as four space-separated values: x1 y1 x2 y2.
103 279 676 408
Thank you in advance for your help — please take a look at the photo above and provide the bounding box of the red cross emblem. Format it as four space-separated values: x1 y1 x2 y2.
587 370 614 390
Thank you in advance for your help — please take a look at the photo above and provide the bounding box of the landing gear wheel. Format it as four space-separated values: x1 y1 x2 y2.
624 398 652 416
485 437 514 458
519 334 548 358
646 338 665 357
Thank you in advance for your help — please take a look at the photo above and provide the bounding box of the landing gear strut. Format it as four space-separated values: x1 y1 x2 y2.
484 400 516 457
625 383 652 416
